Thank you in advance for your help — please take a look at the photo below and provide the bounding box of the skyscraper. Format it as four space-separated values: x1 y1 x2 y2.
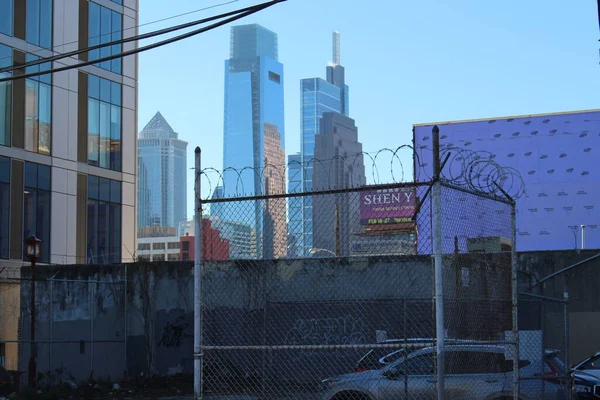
290 31 350 256
312 112 365 256
138 112 188 229
220 24 285 257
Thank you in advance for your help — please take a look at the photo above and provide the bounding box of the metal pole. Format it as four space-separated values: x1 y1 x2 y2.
28 258 37 389
90 281 94 379
49 279 53 373
541 299 545 397
335 202 340 257
581 225 586 250
511 203 520 400
432 125 444 400
194 147 203 399
564 290 570 394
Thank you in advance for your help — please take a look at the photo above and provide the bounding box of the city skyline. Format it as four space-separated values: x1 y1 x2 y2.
138 0 600 222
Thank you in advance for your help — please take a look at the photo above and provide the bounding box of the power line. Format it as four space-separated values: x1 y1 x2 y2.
0 0 285 83
0 0 239 65
0 0 276 75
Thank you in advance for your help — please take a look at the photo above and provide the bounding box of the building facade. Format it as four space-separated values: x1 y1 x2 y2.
180 219 230 261
286 152 302 257
137 235 181 262
312 112 365 256
262 122 286 258
0 0 138 373
413 110 600 251
0 0 138 267
219 24 284 257
292 31 350 256
137 111 187 229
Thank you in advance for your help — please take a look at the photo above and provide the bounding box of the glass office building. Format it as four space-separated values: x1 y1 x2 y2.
290 31 349 256
220 24 285 257
0 0 138 267
138 112 188 229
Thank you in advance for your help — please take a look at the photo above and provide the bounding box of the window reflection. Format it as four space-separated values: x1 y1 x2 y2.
26 0 53 49
88 75 121 170
0 156 9 259
89 2 122 74
25 54 52 154
23 162 51 263
0 45 11 147
87 175 121 264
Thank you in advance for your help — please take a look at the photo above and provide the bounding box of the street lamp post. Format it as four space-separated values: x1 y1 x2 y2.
26 235 41 389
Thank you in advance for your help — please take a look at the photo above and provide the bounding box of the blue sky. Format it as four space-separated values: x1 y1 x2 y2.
137 0 600 219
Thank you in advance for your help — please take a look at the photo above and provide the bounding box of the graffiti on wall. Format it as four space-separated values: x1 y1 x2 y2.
158 316 192 348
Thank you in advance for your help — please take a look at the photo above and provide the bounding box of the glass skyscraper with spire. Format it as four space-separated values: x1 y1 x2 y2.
289 31 349 257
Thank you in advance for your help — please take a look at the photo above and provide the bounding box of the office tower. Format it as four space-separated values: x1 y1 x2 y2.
137 112 188 229
263 123 286 258
312 112 365 256
0 1 138 267
287 152 302 257
291 31 349 256
221 24 285 257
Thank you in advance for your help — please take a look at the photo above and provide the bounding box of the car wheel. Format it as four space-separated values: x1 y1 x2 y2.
331 392 373 400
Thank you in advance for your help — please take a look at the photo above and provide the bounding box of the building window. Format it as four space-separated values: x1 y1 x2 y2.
152 242 165 250
26 0 53 49
137 243 150 251
0 156 8 260
25 55 52 155
89 2 122 74
87 175 121 264
182 241 190 251
153 254 165 262
23 162 51 263
0 45 11 147
167 253 179 261
268 71 280 84
0 0 12 36
88 75 121 170
167 242 180 250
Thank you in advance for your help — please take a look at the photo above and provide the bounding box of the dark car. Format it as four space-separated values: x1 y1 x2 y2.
0 365 13 395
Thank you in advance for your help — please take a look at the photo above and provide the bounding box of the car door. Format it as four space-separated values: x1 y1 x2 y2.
375 353 436 400
444 350 508 400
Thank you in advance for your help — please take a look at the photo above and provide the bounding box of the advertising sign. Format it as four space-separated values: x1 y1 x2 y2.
359 187 416 225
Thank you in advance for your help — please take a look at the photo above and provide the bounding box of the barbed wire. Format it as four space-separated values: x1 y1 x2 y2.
416 144 526 200
197 145 418 200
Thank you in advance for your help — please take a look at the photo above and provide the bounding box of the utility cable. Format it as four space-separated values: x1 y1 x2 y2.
0 0 284 83
0 0 280 75
0 0 239 65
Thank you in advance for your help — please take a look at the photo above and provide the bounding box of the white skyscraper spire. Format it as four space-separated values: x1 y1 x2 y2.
333 31 340 66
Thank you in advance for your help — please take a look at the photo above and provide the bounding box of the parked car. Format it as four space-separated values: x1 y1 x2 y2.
354 338 477 373
572 370 600 399
573 353 600 380
0 365 13 395
320 344 569 400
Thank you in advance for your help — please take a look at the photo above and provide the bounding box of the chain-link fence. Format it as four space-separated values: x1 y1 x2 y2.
0 266 127 390
519 293 571 399
197 172 525 399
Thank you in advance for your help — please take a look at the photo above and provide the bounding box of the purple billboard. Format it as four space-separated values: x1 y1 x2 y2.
359 187 416 225
414 110 600 251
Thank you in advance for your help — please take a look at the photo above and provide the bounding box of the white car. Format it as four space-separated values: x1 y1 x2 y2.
573 352 600 379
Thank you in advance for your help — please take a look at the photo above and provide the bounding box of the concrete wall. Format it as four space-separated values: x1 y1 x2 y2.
5 252 515 390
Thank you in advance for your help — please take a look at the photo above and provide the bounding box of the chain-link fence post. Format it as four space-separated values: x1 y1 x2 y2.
194 146 203 400
564 290 570 393
511 202 520 400
432 125 445 400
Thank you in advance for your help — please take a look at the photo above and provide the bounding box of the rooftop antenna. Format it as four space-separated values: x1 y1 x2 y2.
332 31 340 66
